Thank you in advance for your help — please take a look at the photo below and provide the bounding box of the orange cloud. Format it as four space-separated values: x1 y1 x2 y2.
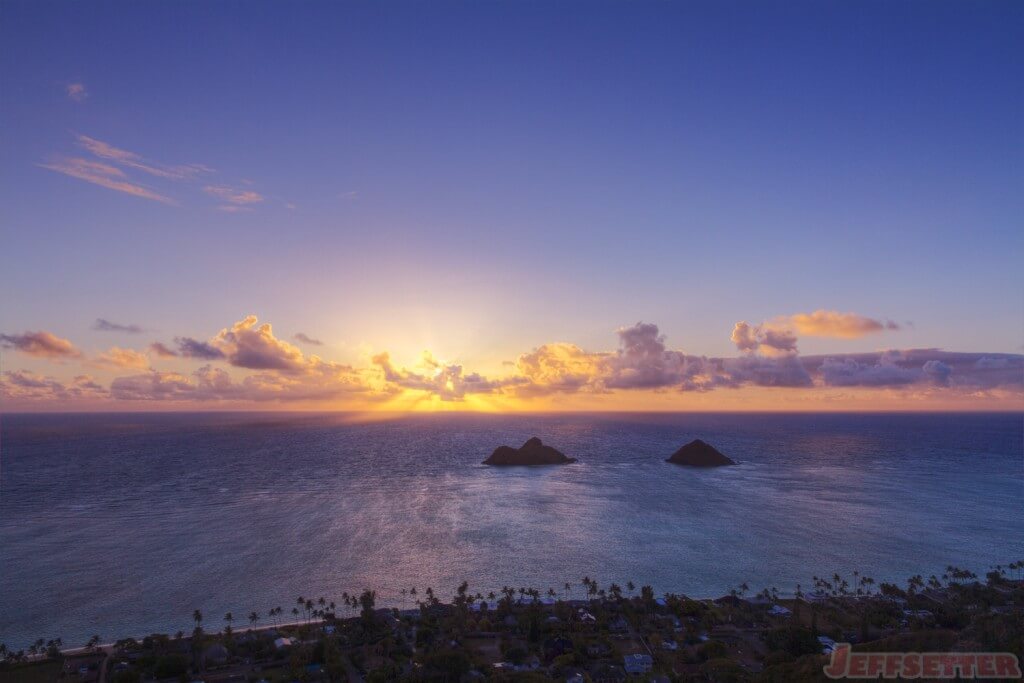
789 310 899 338
94 347 150 370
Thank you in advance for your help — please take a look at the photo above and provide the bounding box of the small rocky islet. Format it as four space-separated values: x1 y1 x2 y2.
665 438 736 467
482 437 577 465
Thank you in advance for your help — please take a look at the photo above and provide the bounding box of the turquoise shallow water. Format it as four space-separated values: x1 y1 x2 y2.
1 411 1021 649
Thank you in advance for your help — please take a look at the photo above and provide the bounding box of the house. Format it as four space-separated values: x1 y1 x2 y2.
609 616 629 632
577 609 597 623
623 653 653 674
714 594 745 607
919 588 951 604
203 644 229 666
878 595 908 607
661 639 678 651
768 604 791 617
273 637 292 649
818 636 837 654
544 636 574 660
903 609 933 619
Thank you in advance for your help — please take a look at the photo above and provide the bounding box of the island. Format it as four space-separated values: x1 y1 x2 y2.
665 439 736 466
483 437 577 465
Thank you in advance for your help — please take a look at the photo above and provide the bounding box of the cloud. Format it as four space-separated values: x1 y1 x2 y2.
76 134 210 180
805 350 1022 389
66 83 88 102
93 347 150 370
175 336 226 360
515 342 607 395
816 354 918 387
0 331 81 359
110 362 372 403
294 333 324 346
149 342 179 358
789 310 900 338
204 185 264 205
93 318 144 334
209 315 307 372
7 314 1020 407
512 323 812 395
1 371 104 402
730 321 799 355
39 156 176 204
374 351 522 401
922 360 952 387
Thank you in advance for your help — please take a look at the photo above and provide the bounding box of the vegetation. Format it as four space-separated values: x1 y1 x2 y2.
1 559 1021 682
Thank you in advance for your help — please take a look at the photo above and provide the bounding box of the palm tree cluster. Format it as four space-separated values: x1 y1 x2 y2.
5 557 1021 666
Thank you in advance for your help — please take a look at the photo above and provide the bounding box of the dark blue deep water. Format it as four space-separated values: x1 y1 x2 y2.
1 412 1021 648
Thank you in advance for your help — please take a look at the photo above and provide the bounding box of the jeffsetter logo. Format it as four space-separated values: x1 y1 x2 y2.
824 644 1022 679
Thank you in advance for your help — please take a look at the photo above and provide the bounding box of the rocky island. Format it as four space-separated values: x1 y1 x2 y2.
483 437 577 466
666 439 736 466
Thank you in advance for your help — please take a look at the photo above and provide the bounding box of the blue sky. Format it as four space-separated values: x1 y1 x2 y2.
0 1 1021 410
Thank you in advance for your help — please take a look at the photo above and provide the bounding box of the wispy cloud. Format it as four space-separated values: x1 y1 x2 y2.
204 185 264 206
66 82 88 102
39 156 176 204
293 333 323 346
76 134 211 180
93 318 144 334
149 342 179 358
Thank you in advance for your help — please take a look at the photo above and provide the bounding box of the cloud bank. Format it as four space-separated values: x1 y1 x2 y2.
2 314 1020 407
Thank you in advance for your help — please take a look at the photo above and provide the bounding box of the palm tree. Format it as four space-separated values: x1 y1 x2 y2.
223 612 233 633
564 582 572 601
626 581 635 597
193 610 203 629
249 611 260 629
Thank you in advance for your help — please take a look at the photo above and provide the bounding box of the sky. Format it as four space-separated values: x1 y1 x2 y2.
0 0 1021 412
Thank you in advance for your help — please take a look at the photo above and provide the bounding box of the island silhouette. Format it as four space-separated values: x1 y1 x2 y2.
483 437 577 465
666 439 736 466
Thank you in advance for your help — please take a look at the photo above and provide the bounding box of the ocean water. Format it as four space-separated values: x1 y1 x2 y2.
0 412 1021 649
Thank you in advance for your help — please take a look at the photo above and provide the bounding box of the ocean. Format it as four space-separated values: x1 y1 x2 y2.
1 411 1021 649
